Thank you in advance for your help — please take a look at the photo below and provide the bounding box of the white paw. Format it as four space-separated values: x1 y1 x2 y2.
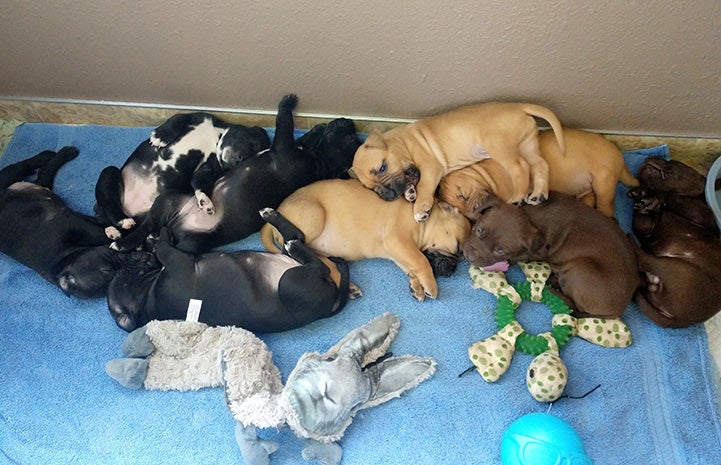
404 185 417 202
414 210 430 222
119 218 136 230
105 226 121 240
349 283 363 299
149 132 167 148
258 207 274 220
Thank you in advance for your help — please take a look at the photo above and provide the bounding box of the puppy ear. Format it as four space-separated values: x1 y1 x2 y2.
474 195 502 217
363 131 387 150
523 228 547 256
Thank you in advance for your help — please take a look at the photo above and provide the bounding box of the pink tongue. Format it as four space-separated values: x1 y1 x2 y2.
482 261 510 272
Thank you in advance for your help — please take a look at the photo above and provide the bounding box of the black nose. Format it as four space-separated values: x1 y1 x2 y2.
376 186 401 201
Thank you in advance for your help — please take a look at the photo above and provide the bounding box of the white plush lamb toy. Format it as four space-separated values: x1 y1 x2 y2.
105 313 436 465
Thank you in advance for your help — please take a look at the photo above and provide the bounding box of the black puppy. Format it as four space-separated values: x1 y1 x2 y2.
0 147 130 298
94 111 270 236
110 94 362 253
107 208 350 333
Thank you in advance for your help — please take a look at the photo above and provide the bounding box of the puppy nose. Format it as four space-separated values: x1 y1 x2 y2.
462 245 477 263
376 187 400 201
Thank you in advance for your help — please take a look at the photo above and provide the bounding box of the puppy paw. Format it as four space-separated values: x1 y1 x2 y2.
627 187 647 200
195 191 215 215
105 226 122 240
508 194 527 206
349 282 363 299
148 132 168 148
118 218 136 230
633 195 663 214
424 282 439 300
413 203 432 222
404 185 417 203
409 275 434 301
525 191 548 205
258 207 275 221
410 286 426 302
283 238 300 255
643 271 662 292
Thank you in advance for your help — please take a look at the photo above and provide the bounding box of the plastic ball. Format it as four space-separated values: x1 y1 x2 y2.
500 413 592 465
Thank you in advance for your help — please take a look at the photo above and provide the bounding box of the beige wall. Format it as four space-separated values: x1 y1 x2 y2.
2 0 720 137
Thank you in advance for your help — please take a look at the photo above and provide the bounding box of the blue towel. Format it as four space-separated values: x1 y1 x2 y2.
1 123 720 465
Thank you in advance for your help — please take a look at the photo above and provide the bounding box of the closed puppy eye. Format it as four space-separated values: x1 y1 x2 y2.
493 248 506 257
477 205 493 216
475 226 488 239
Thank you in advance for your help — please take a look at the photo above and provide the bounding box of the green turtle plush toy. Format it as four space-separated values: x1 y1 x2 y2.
467 261 632 402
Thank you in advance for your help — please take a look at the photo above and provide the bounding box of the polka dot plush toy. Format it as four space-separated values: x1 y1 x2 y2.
468 261 632 402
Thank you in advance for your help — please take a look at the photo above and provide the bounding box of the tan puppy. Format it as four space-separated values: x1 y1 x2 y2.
351 102 565 222
259 178 470 301
438 128 639 218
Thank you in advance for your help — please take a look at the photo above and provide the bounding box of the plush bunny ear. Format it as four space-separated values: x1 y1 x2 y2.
325 312 400 367
360 355 437 410
281 313 438 445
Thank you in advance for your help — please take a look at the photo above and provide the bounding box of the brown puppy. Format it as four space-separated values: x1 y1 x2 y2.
352 102 565 222
439 128 639 218
628 157 721 328
462 192 639 318
260 178 470 301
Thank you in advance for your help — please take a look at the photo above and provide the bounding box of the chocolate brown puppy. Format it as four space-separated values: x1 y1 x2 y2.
629 157 721 328
260 178 470 301
439 128 638 219
352 102 565 222
462 192 639 318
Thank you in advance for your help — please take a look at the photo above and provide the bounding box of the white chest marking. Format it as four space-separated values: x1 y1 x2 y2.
153 118 225 172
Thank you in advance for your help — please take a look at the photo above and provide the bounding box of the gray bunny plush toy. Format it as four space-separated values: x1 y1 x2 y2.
106 313 436 465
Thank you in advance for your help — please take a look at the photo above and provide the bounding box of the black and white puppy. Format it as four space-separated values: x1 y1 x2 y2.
0 147 131 298
110 94 362 253
107 209 350 333
94 111 270 237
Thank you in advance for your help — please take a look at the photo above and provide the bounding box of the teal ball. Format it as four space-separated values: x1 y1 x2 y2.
500 413 592 465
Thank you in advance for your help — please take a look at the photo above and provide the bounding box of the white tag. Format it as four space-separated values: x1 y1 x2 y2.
186 299 202 322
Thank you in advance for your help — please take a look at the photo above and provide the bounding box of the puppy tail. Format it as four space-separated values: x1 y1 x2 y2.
259 223 283 253
327 257 352 316
523 104 566 156
619 164 640 188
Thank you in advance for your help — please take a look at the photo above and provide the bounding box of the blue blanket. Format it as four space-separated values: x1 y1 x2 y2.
1 123 720 465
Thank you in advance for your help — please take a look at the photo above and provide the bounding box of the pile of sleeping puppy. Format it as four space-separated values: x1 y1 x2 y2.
1 94 719 334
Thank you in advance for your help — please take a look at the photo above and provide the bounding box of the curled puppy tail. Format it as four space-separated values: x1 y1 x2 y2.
522 103 565 156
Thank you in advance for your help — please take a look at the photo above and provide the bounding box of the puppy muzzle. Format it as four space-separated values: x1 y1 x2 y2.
375 184 403 201
423 250 462 277
374 165 421 201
